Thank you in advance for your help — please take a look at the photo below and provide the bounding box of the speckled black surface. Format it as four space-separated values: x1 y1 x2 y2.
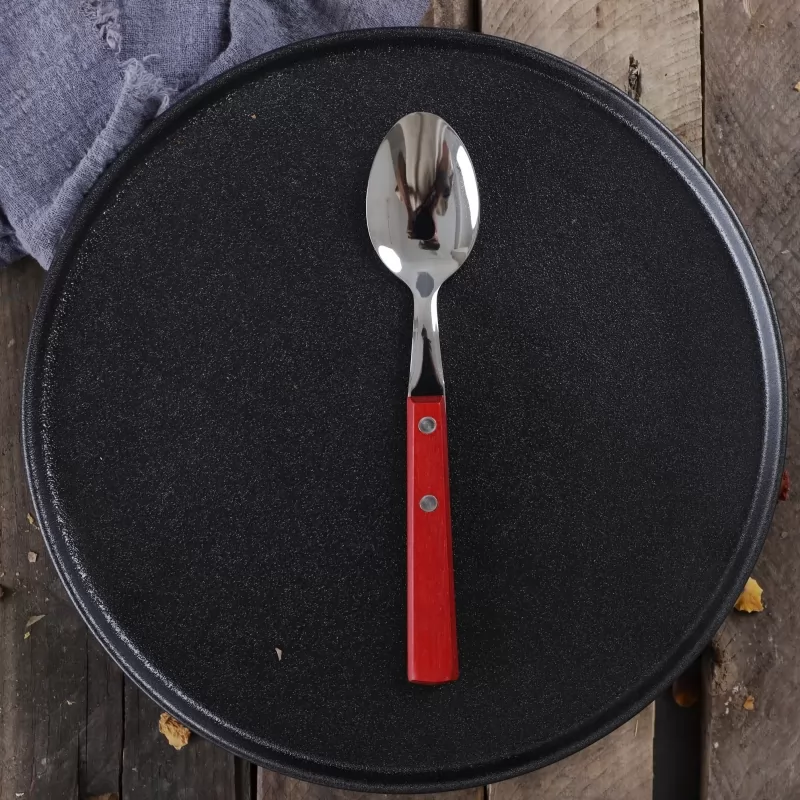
23 29 785 792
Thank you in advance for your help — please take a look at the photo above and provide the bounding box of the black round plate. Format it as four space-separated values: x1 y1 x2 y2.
24 28 785 792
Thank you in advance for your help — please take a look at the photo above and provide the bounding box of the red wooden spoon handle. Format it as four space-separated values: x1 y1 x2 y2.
407 396 458 684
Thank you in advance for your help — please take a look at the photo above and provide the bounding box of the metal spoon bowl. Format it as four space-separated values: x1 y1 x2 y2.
366 112 480 394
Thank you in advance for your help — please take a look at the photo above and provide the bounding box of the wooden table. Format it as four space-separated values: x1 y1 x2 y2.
2 1 798 797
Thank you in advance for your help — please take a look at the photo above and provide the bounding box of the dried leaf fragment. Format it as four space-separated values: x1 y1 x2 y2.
25 614 45 628
779 470 790 501
26 513 38 529
27 551 38 563
794 81 800 92
672 670 701 708
159 712 191 750
743 695 755 711
734 578 764 613
23 632 30 640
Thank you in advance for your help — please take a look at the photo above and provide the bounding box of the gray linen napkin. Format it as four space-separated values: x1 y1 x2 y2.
0 0 428 268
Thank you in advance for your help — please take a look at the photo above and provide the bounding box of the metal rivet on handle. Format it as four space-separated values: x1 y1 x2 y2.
418 416 437 434
419 495 438 512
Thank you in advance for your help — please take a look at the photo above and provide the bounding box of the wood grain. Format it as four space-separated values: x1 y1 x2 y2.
422 0 477 29
488 706 654 800
258 772 483 800
702 2 800 798
121 686 246 800
480 0 703 158
80 639 124 797
0 259 85 800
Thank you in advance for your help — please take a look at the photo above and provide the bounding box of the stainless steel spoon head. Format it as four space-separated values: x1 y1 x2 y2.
366 111 479 287
366 112 479 394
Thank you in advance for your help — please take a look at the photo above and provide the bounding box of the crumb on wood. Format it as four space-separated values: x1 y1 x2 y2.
734 577 764 613
779 470 790 501
23 632 30 640
743 695 755 711
794 81 800 92
627 55 642 102
7 338 15 348
159 712 191 750
27 551 37 563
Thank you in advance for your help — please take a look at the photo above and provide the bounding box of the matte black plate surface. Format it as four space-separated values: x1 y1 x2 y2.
24 29 785 792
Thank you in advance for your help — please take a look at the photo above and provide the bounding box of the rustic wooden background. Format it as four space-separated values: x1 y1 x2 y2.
1 0 798 797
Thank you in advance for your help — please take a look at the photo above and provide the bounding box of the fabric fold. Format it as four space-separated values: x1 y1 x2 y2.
0 0 428 268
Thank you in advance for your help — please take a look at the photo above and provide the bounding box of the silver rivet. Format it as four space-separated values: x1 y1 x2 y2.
418 416 437 434
419 495 438 512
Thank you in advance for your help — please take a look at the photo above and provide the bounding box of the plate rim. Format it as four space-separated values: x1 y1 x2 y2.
22 26 787 792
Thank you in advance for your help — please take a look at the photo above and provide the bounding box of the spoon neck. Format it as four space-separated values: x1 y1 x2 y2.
409 291 444 397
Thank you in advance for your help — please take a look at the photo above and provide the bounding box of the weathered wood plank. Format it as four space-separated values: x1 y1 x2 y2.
81 639 124 797
0 261 128 799
257 772 483 800
0 259 87 800
488 705 654 800
121 687 242 800
480 0 703 158
702 2 800 799
421 0 477 29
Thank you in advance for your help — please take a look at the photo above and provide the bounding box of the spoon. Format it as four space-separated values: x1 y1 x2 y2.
366 112 480 684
